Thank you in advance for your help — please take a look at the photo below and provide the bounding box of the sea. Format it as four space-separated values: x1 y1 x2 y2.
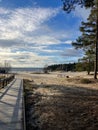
10 67 43 73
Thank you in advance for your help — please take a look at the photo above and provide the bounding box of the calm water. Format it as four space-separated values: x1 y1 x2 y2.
10 67 43 73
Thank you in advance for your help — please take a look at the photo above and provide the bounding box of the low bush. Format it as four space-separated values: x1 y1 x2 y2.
80 78 92 84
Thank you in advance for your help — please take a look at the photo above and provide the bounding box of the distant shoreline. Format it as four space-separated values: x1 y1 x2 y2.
10 67 43 73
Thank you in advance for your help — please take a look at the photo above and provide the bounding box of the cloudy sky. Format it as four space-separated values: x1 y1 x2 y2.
0 0 90 67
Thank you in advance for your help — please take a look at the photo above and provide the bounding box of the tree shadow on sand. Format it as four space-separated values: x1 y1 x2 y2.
24 80 98 130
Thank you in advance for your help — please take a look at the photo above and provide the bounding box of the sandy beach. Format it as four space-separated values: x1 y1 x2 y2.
17 71 98 89
22 71 98 130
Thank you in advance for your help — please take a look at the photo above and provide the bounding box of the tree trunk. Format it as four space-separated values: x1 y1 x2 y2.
94 0 98 79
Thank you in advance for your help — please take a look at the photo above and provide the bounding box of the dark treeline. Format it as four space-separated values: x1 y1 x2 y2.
0 67 11 74
47 63 76 72
46 61 94 74
0 62 11 74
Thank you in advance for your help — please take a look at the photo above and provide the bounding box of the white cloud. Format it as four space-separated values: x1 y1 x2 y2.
0 7 71 67
0 7 59 47
0 6 89 67
62 48 84 57
0 48 52 67
28 35 61 45
0 8 9 14
41 49 62 53
73 6 90 21
64 40 72 44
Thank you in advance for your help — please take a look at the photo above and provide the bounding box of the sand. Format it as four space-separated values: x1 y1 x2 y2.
17 71 98 89
23 71 98 130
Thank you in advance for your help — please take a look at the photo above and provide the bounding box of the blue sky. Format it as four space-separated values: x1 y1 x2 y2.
0 0 90 67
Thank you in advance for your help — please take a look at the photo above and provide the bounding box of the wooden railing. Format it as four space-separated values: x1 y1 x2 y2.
0 75 15 88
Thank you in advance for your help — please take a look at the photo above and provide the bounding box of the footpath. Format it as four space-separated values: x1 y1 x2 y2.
0 78 23 130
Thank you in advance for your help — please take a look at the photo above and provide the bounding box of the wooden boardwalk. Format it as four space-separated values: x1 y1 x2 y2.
0 78 23 130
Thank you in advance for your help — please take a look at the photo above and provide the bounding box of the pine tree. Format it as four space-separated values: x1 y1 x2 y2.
62 0 98 79
78 50 94 75
62 0 94 13
72 0 98 79
94 0 98 79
